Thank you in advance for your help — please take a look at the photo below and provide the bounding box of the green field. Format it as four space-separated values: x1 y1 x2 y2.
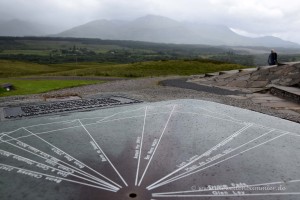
0 36 251 97
48 60 246 77
0 59 248 96
0 59 247 78
0 79 104 97
0 50 51 56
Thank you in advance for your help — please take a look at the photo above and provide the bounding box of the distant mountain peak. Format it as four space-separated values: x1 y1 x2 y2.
135 14 179 23
136 14 176 20
53 15 300 48
132 14 181 29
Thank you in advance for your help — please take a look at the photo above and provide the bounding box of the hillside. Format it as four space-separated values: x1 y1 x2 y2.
56 15 299 48
0 59 246 78
1 37 300 67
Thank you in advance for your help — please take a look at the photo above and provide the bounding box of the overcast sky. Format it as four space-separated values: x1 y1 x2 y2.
1 0 300 43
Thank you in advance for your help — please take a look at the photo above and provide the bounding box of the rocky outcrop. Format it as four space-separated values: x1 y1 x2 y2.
190 63 300 89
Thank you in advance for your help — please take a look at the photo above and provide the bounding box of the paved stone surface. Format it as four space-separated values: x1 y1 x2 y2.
190 62 300 89
205 72 219 77
0 99 300 200
160 79 245 95
219 70 239 75
185 62 300 119
269 85 300 104
0 76 299 123
270 85 300 96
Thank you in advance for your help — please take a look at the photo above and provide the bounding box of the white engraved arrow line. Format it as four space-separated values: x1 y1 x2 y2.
0 111 170 145
78 119 128 187
148 127 273 190
149 132 288 190
152 192 300 198
147 123 252 190
0 149 118 191
22 127 121 189
135 106 148 186
0 163 117 192
195 106 243 123
0 133 109 188
138 105 176 186
152 179 300 195
149 129 275 189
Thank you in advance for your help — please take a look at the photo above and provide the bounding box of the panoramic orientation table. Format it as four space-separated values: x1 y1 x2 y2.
0 99 299 200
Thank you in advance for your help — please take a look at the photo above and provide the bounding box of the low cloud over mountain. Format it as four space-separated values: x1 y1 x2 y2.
56 15 299 48
1 15 298 48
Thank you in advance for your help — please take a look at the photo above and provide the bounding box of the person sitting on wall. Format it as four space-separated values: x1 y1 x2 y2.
268 49 278 65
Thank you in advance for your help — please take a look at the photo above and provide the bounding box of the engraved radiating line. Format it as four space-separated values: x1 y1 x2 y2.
195 106 242 123
135 106 148 186
147 123 253 190
0 107 145 138
0 163 117 192
138 105 176 186
1 109 298 145
0 111 170 145
78 119 128 187
249 123 300 137
1 107 145 135
149 132 288 190
22 128 121 189
0 149 118 191
288 133 300 137
148 128 273 190
152 192 300 198
22 120 78 129
1 105 299 142
150 129 275 190
175 111 245 125
95 107 145 123
0 128 23 136
153 179 300 195
0 134 109 187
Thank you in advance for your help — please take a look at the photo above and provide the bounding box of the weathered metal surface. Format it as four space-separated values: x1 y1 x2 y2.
3 96 142 119
0 99 299 200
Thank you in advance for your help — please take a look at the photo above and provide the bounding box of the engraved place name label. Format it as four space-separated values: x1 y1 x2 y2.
50 147 85 169
176 155 199 168
192 182 248 195
185 148 233 172
0 165 63 184
0 150 72 178
144 139 158 160
134 137 141 159
90 141 107 162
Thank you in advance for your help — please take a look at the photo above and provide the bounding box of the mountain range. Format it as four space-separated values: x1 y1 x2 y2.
1 15 299 48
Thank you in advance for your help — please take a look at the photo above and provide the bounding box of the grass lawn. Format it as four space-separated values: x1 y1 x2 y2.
0 60 117 78
0 59 250 96
46 60 249 77
0 79 104 97
0 59 249 78
0 50 51 56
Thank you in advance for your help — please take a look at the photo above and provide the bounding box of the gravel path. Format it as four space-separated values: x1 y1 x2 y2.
160 78 246 95
1 76 299 123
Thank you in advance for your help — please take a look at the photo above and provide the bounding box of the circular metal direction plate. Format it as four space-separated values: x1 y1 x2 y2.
0 99 299 200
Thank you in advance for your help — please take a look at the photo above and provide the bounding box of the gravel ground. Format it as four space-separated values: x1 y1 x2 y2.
0 76 299 123
160 78 246 95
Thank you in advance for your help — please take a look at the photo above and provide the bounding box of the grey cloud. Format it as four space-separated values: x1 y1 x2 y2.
0 0 299 43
